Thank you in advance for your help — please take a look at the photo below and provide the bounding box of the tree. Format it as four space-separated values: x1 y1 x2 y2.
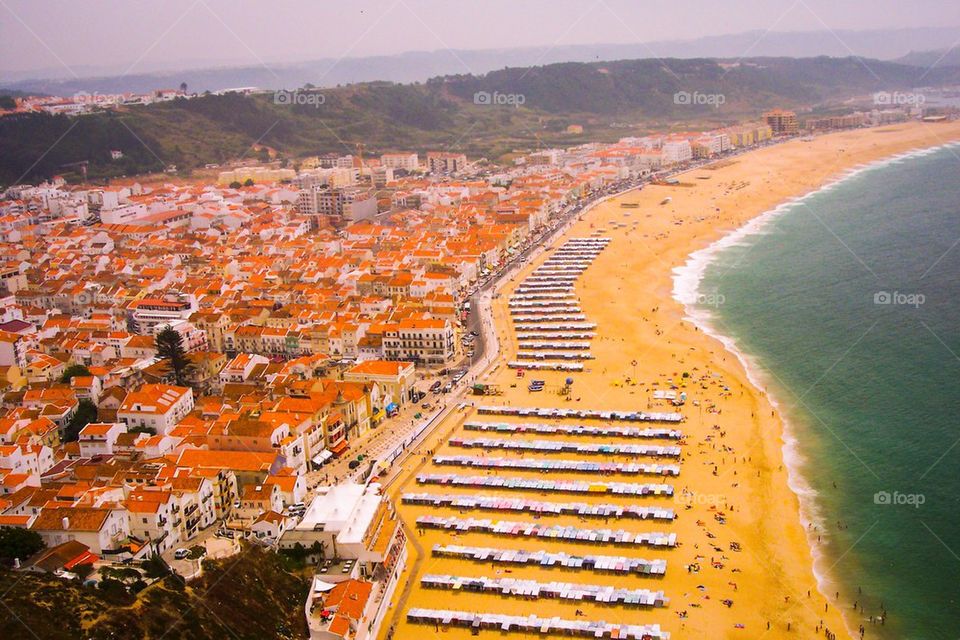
141 554 170 579
243 178 254 187
60 364 92 383
73 562 95 580
229 181 242 189
64 399 99 442
155 327 194 387
130 425 156 436
179 81 188 94
0 526 45 562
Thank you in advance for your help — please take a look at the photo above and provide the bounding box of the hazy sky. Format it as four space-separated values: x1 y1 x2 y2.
3 0 960 77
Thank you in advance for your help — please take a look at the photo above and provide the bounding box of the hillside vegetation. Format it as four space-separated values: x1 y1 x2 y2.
0 545 309 640
2 55 958 184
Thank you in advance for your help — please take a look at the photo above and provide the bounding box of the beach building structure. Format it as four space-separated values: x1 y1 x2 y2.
764 109 799 135
661 139 693 165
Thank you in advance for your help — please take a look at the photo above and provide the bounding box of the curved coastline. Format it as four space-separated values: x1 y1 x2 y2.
670 139 960 638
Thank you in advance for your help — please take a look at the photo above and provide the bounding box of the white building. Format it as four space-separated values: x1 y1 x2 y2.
129 295 198 335
77 422 127 457
31 507 129 555
379 153 419 171
381 318 455 365
281 483 407 640
117 384 194 436
661 140 693 165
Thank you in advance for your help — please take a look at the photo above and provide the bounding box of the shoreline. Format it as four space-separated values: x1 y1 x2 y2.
384 120 960 640
669 136 960 638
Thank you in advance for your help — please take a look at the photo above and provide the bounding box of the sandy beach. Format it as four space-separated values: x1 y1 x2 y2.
379 120 960 640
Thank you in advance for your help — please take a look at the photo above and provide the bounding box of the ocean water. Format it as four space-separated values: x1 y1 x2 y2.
675 143 960 639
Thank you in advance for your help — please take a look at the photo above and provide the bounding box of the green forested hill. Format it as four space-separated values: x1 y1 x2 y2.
2 55 957 185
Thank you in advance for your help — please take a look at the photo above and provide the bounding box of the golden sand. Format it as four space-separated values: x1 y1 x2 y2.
379 121 960 640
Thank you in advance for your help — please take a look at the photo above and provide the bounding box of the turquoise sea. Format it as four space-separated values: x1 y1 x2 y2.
676 143 960 639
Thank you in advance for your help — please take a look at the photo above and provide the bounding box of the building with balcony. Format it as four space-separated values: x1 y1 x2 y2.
280 482 407 640
381 318 455 365
426 152 467 174
77 422 127 457
764 109 799 135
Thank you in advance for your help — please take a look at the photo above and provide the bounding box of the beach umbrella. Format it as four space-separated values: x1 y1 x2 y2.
566 377 574 385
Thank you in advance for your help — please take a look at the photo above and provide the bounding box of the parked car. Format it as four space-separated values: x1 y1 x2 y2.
430 381 442 393
174 548 190 560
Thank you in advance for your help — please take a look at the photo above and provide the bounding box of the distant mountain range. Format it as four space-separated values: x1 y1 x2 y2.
3 26 960 97
895 47 960 69
4 53 960 187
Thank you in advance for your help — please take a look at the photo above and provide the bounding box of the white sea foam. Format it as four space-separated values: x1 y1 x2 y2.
670 139 960 636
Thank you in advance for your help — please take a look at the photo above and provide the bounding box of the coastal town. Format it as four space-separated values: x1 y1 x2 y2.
0 90 949 640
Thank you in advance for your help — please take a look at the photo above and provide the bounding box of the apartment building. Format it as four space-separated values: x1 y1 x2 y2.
426 152 467 174
379 153 419 171
661 139 693 165
0 265 27 293
382 318 455 365
281 483 407 640
764 109 799 135
297 187 377 222
0 329 29 368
